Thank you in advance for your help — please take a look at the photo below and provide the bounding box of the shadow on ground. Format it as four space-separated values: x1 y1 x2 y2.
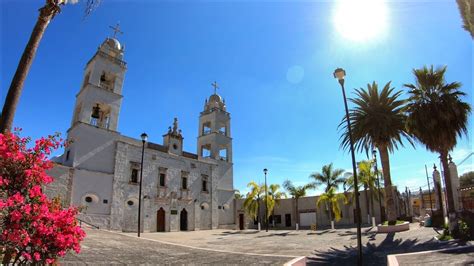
307 232 466 266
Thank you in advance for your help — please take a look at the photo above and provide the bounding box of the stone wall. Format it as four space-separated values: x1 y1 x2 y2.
45 164 73 206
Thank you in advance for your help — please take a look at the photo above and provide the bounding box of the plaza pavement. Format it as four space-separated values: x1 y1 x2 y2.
62 228 292 265
63 224 472 265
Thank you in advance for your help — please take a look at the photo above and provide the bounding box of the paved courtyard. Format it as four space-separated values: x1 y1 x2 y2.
62 228 292 265
134 224 472 265
63 224 472 265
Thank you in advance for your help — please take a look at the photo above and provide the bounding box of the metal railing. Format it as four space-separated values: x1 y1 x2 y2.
78 218 100 229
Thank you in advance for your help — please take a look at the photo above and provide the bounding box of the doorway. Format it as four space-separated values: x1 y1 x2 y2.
180 208 188 231
285 213 291 227
239 213 244 230
157 208 165 232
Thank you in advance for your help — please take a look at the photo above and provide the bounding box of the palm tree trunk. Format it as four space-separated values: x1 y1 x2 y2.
379 145 397 224
328 201 333 224
440 150 456 230
370 188 375 219
0 1 60 133
365 185 370 222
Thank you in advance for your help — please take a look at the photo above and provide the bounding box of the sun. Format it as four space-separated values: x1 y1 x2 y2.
333 0 388 42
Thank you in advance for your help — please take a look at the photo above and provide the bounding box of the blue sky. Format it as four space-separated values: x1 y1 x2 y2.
1 0 472 196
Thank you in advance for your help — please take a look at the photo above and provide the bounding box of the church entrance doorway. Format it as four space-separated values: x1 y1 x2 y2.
157 208 165 232
239 213 244 230
180 208 188 231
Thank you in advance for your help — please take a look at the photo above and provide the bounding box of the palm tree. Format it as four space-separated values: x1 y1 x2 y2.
235 190 243 199
268 184 287 227
243 181 264 229
346 160 380 224
309 163 346 192
317 187 347 229
404 65 471 230
283 180 312 229
340 81 413 224
456 0 473 38
0 0 99 133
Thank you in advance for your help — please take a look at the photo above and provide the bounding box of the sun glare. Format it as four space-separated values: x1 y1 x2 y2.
333 0 388 42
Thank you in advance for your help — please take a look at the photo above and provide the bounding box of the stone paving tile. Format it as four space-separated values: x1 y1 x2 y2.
62 229 292 265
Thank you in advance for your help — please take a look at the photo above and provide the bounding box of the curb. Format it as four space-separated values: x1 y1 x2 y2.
386 244 473 266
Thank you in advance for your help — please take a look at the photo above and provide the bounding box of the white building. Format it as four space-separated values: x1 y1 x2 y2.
47 36 235 232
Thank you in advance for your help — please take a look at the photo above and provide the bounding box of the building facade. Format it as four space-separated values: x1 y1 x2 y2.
46 36 235 232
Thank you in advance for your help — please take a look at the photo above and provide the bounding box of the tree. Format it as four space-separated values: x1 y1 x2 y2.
283 180 313 228
346 160 380 223
243 181 264 228
268 184 287 227
309 163 346 192
456 0 474 39
316 187 347 229
235 190 243 199
340 81 413 225
404 65 471 230
460 171 474 188
0 0 100 133
0 130 85 264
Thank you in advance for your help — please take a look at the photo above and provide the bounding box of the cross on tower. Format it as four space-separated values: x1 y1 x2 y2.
211 81 219 95
109 23 123 38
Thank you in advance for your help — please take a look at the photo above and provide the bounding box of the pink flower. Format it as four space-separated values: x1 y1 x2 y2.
29 185 42 198
33 252 41 261
10 210 22 222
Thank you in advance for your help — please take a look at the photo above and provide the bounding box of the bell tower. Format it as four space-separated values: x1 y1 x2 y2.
70 31 126 131
197 82 232 163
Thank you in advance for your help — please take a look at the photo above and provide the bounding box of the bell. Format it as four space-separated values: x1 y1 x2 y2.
91 104 101 119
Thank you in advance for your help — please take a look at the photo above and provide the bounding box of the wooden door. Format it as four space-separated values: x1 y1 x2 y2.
157 208 165 232
180 208 188 231
239 214 244 230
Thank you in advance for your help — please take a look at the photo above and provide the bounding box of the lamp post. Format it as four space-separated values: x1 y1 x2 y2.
138 132 148 237
333 68 362 265
373 149 384 223
263 168 268 232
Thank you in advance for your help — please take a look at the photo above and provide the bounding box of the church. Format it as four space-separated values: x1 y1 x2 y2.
46 34 236 232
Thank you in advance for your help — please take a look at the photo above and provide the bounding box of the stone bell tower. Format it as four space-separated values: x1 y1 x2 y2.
69 30 126 132
62 26 127 171
197 82 232 163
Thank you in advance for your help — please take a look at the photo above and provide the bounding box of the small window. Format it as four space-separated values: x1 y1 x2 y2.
159 173 166 187
85 196 93 203
173 143 178 150
202 175 208 192
130 168 139 183
182 177 187 190
201 205 205 210
103 199 108 204
65 150 70 161
127 200 134 206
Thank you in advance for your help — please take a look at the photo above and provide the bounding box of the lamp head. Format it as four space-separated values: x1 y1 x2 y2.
333 68 346 81
140 132 148 142
263 168 268 175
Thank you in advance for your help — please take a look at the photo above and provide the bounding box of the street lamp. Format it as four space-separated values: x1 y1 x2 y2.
138 132 148 237
333 68 363 265
372 149 385 223
263 168 268 232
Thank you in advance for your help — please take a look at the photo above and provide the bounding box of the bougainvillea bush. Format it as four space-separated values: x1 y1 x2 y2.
0 130 85 264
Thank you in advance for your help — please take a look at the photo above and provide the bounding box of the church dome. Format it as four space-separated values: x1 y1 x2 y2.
206 93 226 111
209 93 223 103
105 38 121 50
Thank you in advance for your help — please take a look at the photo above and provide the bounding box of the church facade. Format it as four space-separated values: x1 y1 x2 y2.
46 36 236 232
